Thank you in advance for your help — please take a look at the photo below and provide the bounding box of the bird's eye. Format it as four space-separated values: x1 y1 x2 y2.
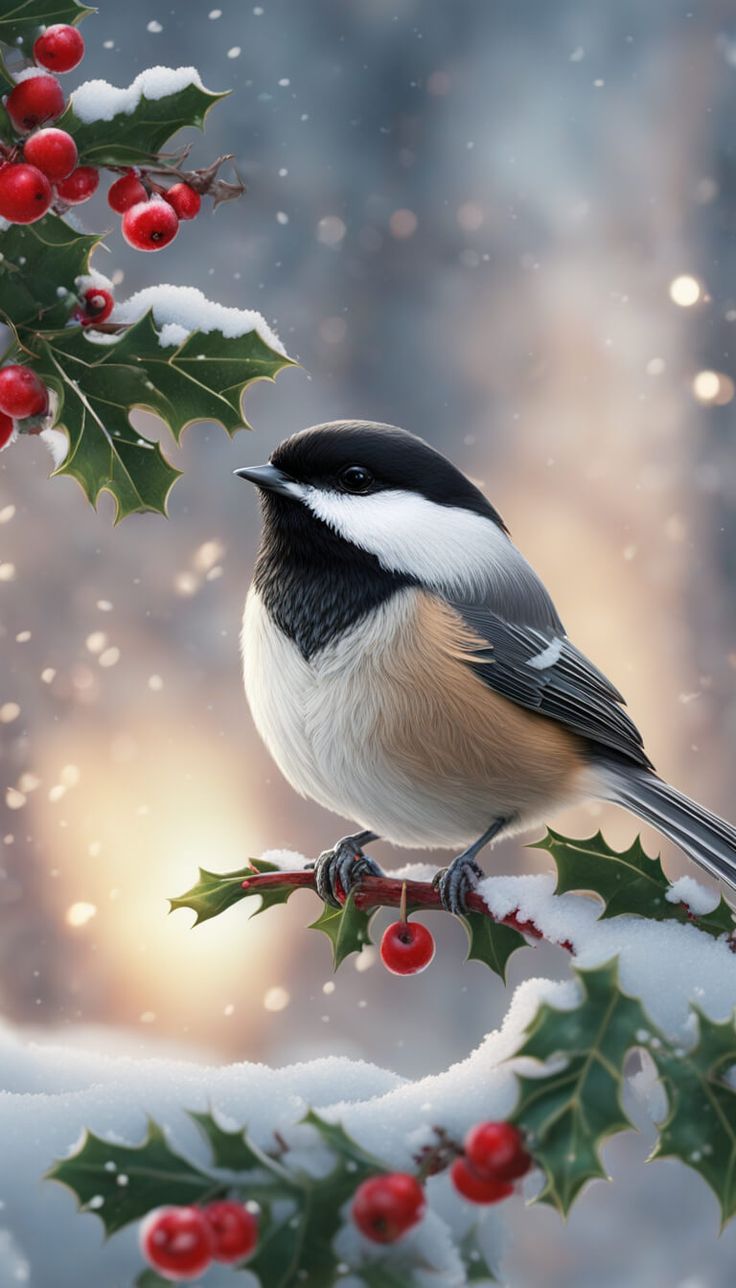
337 464 373 494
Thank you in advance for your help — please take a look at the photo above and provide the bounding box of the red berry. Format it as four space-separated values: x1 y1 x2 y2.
33 24 85 73
55 165 98 205
380 919 435 975
23 127 77 181
79 287 114 326
202 1200 258 1264
352 1173 425 1244
164 182 201 221
122 198 179 251
0 163 52 223
464 1121 531 1182
6 74 65 132
139 1206 215 1281
0 412 14 451
450 1158 514 1205
108 172 147 213
0 365 47 418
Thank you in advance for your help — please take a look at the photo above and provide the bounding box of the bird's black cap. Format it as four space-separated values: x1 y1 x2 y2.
264 420 507 529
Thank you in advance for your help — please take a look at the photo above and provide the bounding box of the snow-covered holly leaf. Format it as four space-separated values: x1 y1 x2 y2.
110 311 295 439
460 910 526 981
47 1121 215 1236
536 829 734 938
189 1110 275 1174
62 69 228 166
169 857 291 926
309 892 376 969
0 0 91 57
512 959 644 1214
0 214 97 331
26 327 180 520
651 1010 736 1223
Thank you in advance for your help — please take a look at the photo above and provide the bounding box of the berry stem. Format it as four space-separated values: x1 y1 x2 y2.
240 869 569 949
107 152 245 206
399 880 408 924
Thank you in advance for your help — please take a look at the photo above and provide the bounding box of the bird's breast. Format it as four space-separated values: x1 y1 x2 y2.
241 586 586 847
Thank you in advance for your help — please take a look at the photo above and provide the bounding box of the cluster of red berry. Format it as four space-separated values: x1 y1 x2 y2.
107 168 201 252
350 1120 531 1250
0 363 49 450
0 23 201 250
140 1199 258 1282
136 1120 531 1277
450 1120 532 1203
0 25 94 224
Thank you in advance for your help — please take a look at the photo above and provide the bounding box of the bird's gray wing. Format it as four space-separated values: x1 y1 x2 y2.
453 599 652 769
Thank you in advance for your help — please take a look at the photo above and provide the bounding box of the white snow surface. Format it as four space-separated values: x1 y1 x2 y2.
70 66 205 123
110 284 286 354
665 874 720 915
2 852 734 1284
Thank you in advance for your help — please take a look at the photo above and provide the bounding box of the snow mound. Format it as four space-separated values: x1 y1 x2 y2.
111 284 286 354
71 66 205 123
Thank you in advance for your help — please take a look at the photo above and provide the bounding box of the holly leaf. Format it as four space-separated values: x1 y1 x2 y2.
512 959 645 1214
29 327 181 521
536 829 734 939
0 214 98 331
169 858 297 926
460 910 526 981
46 1120 216 1236
135 1273 173 1288
245 1208 302 1288
461 1230 498 1283
62 72 228 166
651 1010 736 1223
110 311 295 440
189 1109 284 1176
308 891 375 969
0 0 92 55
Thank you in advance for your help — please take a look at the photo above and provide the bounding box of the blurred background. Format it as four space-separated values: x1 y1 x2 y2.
1 0 736 1282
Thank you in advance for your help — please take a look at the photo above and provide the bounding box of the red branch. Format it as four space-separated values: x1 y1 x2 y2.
240 869 568 950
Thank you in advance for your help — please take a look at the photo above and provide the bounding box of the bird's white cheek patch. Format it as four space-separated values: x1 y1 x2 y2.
302 487 512 594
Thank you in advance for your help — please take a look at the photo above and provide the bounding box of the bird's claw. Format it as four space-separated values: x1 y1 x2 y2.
309 836 382 908
433 854 484 915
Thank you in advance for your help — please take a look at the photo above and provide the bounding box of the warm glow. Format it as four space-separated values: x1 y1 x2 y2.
692 369 735 405
669 274 701 307
66 901 97 927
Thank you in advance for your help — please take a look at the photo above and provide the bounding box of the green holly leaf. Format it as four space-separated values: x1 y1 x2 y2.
47 1121 216 1236
359 1265 415 1288
169 858 297 927
460 910 527 981
651 1010 736 1223
28 327 181 521
22 310 291 521
61 72 228 166
536 829 734 939
0 214 98 331
110 311 295 440
189 1109 284 1176
512 959 645 1214
0 0 92 56
461 1230 498 1283
309 891 375 970
245 1208 302 1288
135 1272 173 1288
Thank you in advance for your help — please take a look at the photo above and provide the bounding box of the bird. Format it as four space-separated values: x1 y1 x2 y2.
236 419 736 914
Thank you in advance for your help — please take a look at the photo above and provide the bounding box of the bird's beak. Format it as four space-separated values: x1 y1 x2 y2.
234 463 299 497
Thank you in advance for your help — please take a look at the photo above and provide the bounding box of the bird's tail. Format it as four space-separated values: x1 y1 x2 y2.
600 762 736 894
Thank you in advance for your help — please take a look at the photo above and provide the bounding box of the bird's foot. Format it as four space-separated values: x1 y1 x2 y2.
308 831 381 908
433 853 484 915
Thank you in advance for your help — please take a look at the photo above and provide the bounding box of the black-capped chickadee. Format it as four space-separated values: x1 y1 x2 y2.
236 420 736 913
